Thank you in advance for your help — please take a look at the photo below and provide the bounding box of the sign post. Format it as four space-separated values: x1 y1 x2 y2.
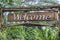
0 8 2 28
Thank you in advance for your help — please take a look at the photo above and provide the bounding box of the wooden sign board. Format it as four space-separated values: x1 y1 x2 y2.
8 12 58 22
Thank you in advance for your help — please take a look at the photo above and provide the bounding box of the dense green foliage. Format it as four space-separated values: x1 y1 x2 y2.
0 0 59 40
0 26 59 40
0 0 59 7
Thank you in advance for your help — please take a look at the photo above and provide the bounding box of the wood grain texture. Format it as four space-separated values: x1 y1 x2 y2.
8 12 58 22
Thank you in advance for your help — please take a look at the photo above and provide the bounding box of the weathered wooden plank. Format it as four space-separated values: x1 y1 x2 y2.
2 23 53 27
1 5 60 11
0 9 3 32
2 8 37 11
0 13 1 22
0 8 2 28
